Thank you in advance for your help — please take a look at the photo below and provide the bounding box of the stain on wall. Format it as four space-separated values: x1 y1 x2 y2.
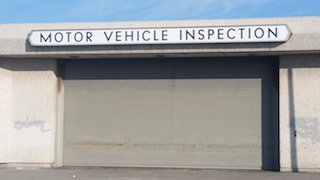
296 118 320 143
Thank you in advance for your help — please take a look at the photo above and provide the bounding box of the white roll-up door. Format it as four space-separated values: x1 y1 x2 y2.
62 57 278 170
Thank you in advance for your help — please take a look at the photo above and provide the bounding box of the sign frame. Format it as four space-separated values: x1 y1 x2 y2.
28 24 292 47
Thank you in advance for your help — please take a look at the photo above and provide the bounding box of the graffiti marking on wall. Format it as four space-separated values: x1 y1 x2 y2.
13 120 50 132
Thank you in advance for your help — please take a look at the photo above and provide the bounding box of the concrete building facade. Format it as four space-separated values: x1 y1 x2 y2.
0 17 319 172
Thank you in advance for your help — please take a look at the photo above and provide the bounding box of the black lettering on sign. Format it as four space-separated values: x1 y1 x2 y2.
125 31 134 41
104 31 113 41
40 33 51 43
186 30 195 40
142 30 150 41
268 27 278 38
55 32 63 42
208 29 214 40
154 31 159 41
227 28 235 39
218 29 224 40
66 32 72 42
255 28 264 39
137 31 140 41
115 31 121 41
162 30 168 41
74 32 83 42
198 29 205 40
239 28 245 39
86 32 93 42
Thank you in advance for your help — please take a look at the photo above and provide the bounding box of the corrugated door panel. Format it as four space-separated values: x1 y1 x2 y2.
63 58 277 169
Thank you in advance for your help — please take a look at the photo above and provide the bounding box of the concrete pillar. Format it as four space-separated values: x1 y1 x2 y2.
0 58 57 166
280 54 320 172
0 59 13 163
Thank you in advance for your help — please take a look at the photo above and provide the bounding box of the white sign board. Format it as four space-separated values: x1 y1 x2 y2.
28 25 291 46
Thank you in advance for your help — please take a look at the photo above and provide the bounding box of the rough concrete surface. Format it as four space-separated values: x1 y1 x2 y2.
280 54 320 171
0 17 320 58
0 168 320 180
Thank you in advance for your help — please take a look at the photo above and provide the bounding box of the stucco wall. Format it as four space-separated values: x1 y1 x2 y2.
280 54 320 172
0 61 12 163
0 58 57 165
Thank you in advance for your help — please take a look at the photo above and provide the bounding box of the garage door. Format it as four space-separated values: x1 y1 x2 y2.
62 57 278 170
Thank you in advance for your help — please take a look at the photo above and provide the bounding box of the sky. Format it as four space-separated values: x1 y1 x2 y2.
0 0 319 24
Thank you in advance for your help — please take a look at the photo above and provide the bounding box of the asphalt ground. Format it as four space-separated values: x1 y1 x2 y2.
1 168 320 180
